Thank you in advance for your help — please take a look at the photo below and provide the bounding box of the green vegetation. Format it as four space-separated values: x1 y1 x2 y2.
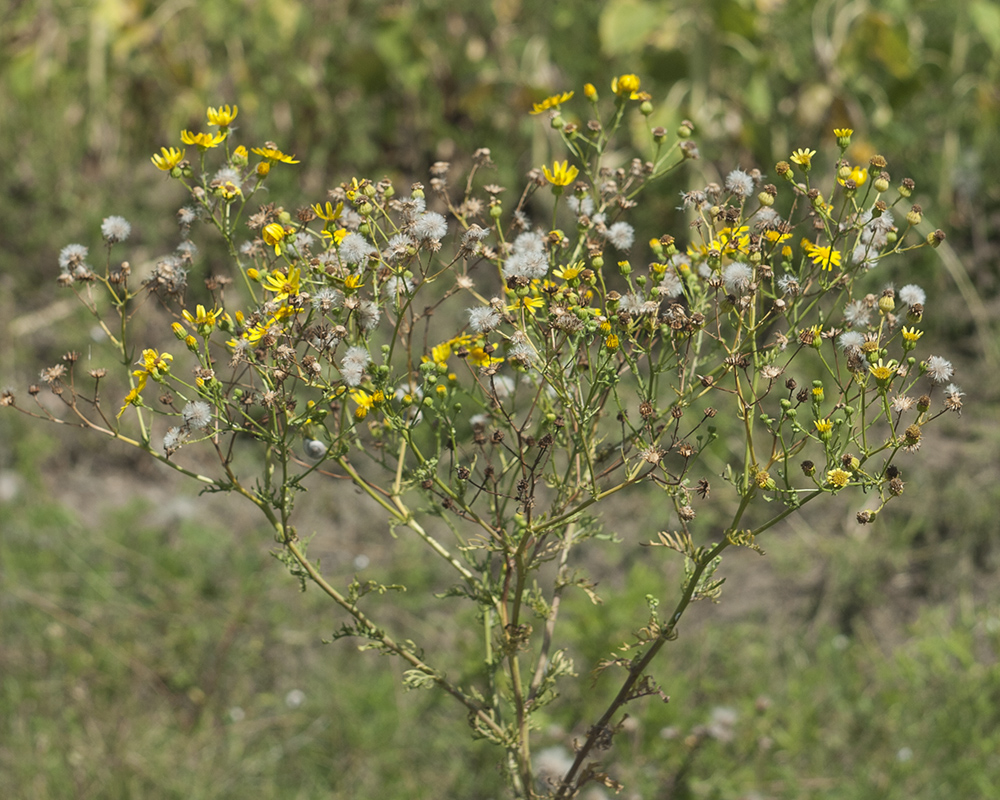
2 0 999 796
3 462 998 798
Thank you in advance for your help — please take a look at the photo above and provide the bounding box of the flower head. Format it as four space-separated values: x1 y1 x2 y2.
337 232 375 265
350 389 381 420
833 127 853 148
118 349 173 418
838 166 868 187
869 358 897 388
612 74 641 97
101 215 132 243
542 160 579 188
944 384 965 414
553 262 583 282
262 223 287 255
312 200 343 224
789 148 817 170
530 91 574 115
725 169 754 199
723 262 753 295
340 346 371 387
507 295 545 316
182 304 222 335
468 306 501 333
181 130 227 150
924 355 954 384
898 284 926 307
262 267 301 300
826 468 852 489
207 104 238 127
151 146 186 171
804 242 842 271
251 145 300 165
605 221 635 251
413 211 448 241
182 400 214 429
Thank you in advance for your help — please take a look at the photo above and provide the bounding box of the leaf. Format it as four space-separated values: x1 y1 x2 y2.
402 669 437 690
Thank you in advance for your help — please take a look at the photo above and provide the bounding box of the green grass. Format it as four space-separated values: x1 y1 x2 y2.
0 478 504 799
4 450 998 798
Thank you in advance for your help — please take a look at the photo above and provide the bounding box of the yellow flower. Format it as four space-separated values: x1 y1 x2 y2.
180 130 227 150
312 201 343 222
611 74 641 97
542 160 579 187
553 262 583 281
343 273 364 291
350 389 374 420
232 145 248 166
182 304 222 334
137 348 172 377
507 296 545 315
244 322 270 344
206 104 238 127
605 334 619 351
262 223 287 255
837 166 868 187
118 349 173 418
262 267 301 300
712 225 751 255
804 242 842 270
467 346 504 368
216 181 242 201
869 359 896 382
242 308 296 344
833 127 853 138
151 146 186 171
814 419 833 434
789 148 817 169
530 90 574 115
825 468 852 488
251 145 300 164
583 83 597 100
322 228 349 246
422 335 473 368
764 229 792 245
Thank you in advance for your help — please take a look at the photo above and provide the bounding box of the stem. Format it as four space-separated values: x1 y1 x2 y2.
553 489 822 798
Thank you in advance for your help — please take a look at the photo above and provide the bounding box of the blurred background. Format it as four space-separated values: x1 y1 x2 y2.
2 0 999 797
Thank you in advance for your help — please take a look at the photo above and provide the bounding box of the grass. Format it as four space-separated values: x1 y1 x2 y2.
3 430 998 798
0 468 504 799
